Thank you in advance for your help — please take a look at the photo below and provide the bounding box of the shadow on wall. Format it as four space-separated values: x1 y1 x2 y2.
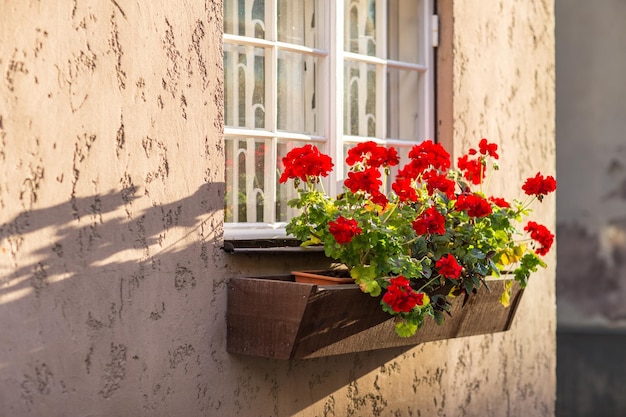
0 182 425 415
0 183 224 304
0 183 231 412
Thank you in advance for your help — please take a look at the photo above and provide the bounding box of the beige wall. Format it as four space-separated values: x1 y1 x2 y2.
0 1 555 416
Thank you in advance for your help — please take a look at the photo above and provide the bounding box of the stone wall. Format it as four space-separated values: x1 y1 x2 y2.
0 1 556 416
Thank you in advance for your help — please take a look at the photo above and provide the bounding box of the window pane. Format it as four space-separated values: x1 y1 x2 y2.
344 0 377 56
277 0 318 47
277 51 320 134
387 68 420 140
224 0 266 38
344 60 377 137
225 137 271 223
387 0 420 63
224 44 266 129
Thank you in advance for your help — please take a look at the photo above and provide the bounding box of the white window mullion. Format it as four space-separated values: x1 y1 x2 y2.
420 0 435 141
231 138 240 223
376 0 387 139
265 0 277 223
329 0 344 197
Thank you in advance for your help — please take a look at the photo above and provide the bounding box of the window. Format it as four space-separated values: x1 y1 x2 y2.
223 0 436 239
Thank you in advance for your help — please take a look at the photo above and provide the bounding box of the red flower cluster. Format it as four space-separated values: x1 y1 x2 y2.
382 276 425 313
435 254 463 279
423 170 456 199
392 177 418 202
476 138 499 159
344 167 382 195
328 216 362 244
457 139 499 185
457 154 486 185
489 196 511 208
409 140 451 171
455 193 493 217
279 144 334 183
412 207 446 235
346 141 400 168
524 221 554 256
397 140 451 181
522 173 557 199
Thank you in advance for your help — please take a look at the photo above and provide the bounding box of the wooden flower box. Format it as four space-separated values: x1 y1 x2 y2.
226 275 523 360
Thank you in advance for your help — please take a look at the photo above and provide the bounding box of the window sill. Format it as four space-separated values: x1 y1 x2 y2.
222 239 324 254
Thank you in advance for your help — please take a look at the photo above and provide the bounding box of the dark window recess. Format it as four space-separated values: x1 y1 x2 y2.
222 239 324 254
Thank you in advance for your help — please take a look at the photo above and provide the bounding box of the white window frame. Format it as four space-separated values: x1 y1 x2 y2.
223 0 436 240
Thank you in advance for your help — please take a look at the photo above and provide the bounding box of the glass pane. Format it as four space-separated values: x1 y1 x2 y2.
277 51 319 134
224 44 266 129
387 0 421 63
225 137 271 223
277 0 318 47
344 0 377 56
224 0 266 38
344 60 377 137
387 68 420 140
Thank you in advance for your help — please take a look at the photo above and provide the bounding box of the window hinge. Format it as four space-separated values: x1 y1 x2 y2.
432 14 439 48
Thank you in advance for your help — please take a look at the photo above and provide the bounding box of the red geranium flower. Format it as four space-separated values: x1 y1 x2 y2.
489 196 511 208
370 190 389 207
344 167 382 194
436 254 463 279
382 276 425 313
408 140 451 172
522 173 557 200
412 207 446 235
328 216 362 245
423 170 456 199
279 144 334 183
347 141 400 168
392 177 418 202
397 160 426 181
524 221 554 256
457 154 486 185
455 193 493 217
478 138 499 159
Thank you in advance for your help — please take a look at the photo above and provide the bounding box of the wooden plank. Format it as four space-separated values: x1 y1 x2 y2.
226 276 523 359
226 277 316 359
301 280 523 358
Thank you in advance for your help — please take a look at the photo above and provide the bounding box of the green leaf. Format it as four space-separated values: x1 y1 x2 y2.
359 280 381 297
351 265 377 281
433 309 445 326
395 321 418 337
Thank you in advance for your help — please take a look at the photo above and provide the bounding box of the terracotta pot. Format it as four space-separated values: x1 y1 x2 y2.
291 270 354 285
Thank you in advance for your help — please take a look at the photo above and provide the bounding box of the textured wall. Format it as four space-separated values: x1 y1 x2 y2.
556 0 626 327
0 0 555 416
0 1 227 415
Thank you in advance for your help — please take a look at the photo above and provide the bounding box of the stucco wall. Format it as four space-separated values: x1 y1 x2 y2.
0 1 555 416
0 1 227 415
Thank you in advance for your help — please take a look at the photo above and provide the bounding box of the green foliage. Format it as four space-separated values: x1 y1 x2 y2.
283 140 555 337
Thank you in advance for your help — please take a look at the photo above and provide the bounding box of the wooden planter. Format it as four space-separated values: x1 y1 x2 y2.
227 275 523 360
